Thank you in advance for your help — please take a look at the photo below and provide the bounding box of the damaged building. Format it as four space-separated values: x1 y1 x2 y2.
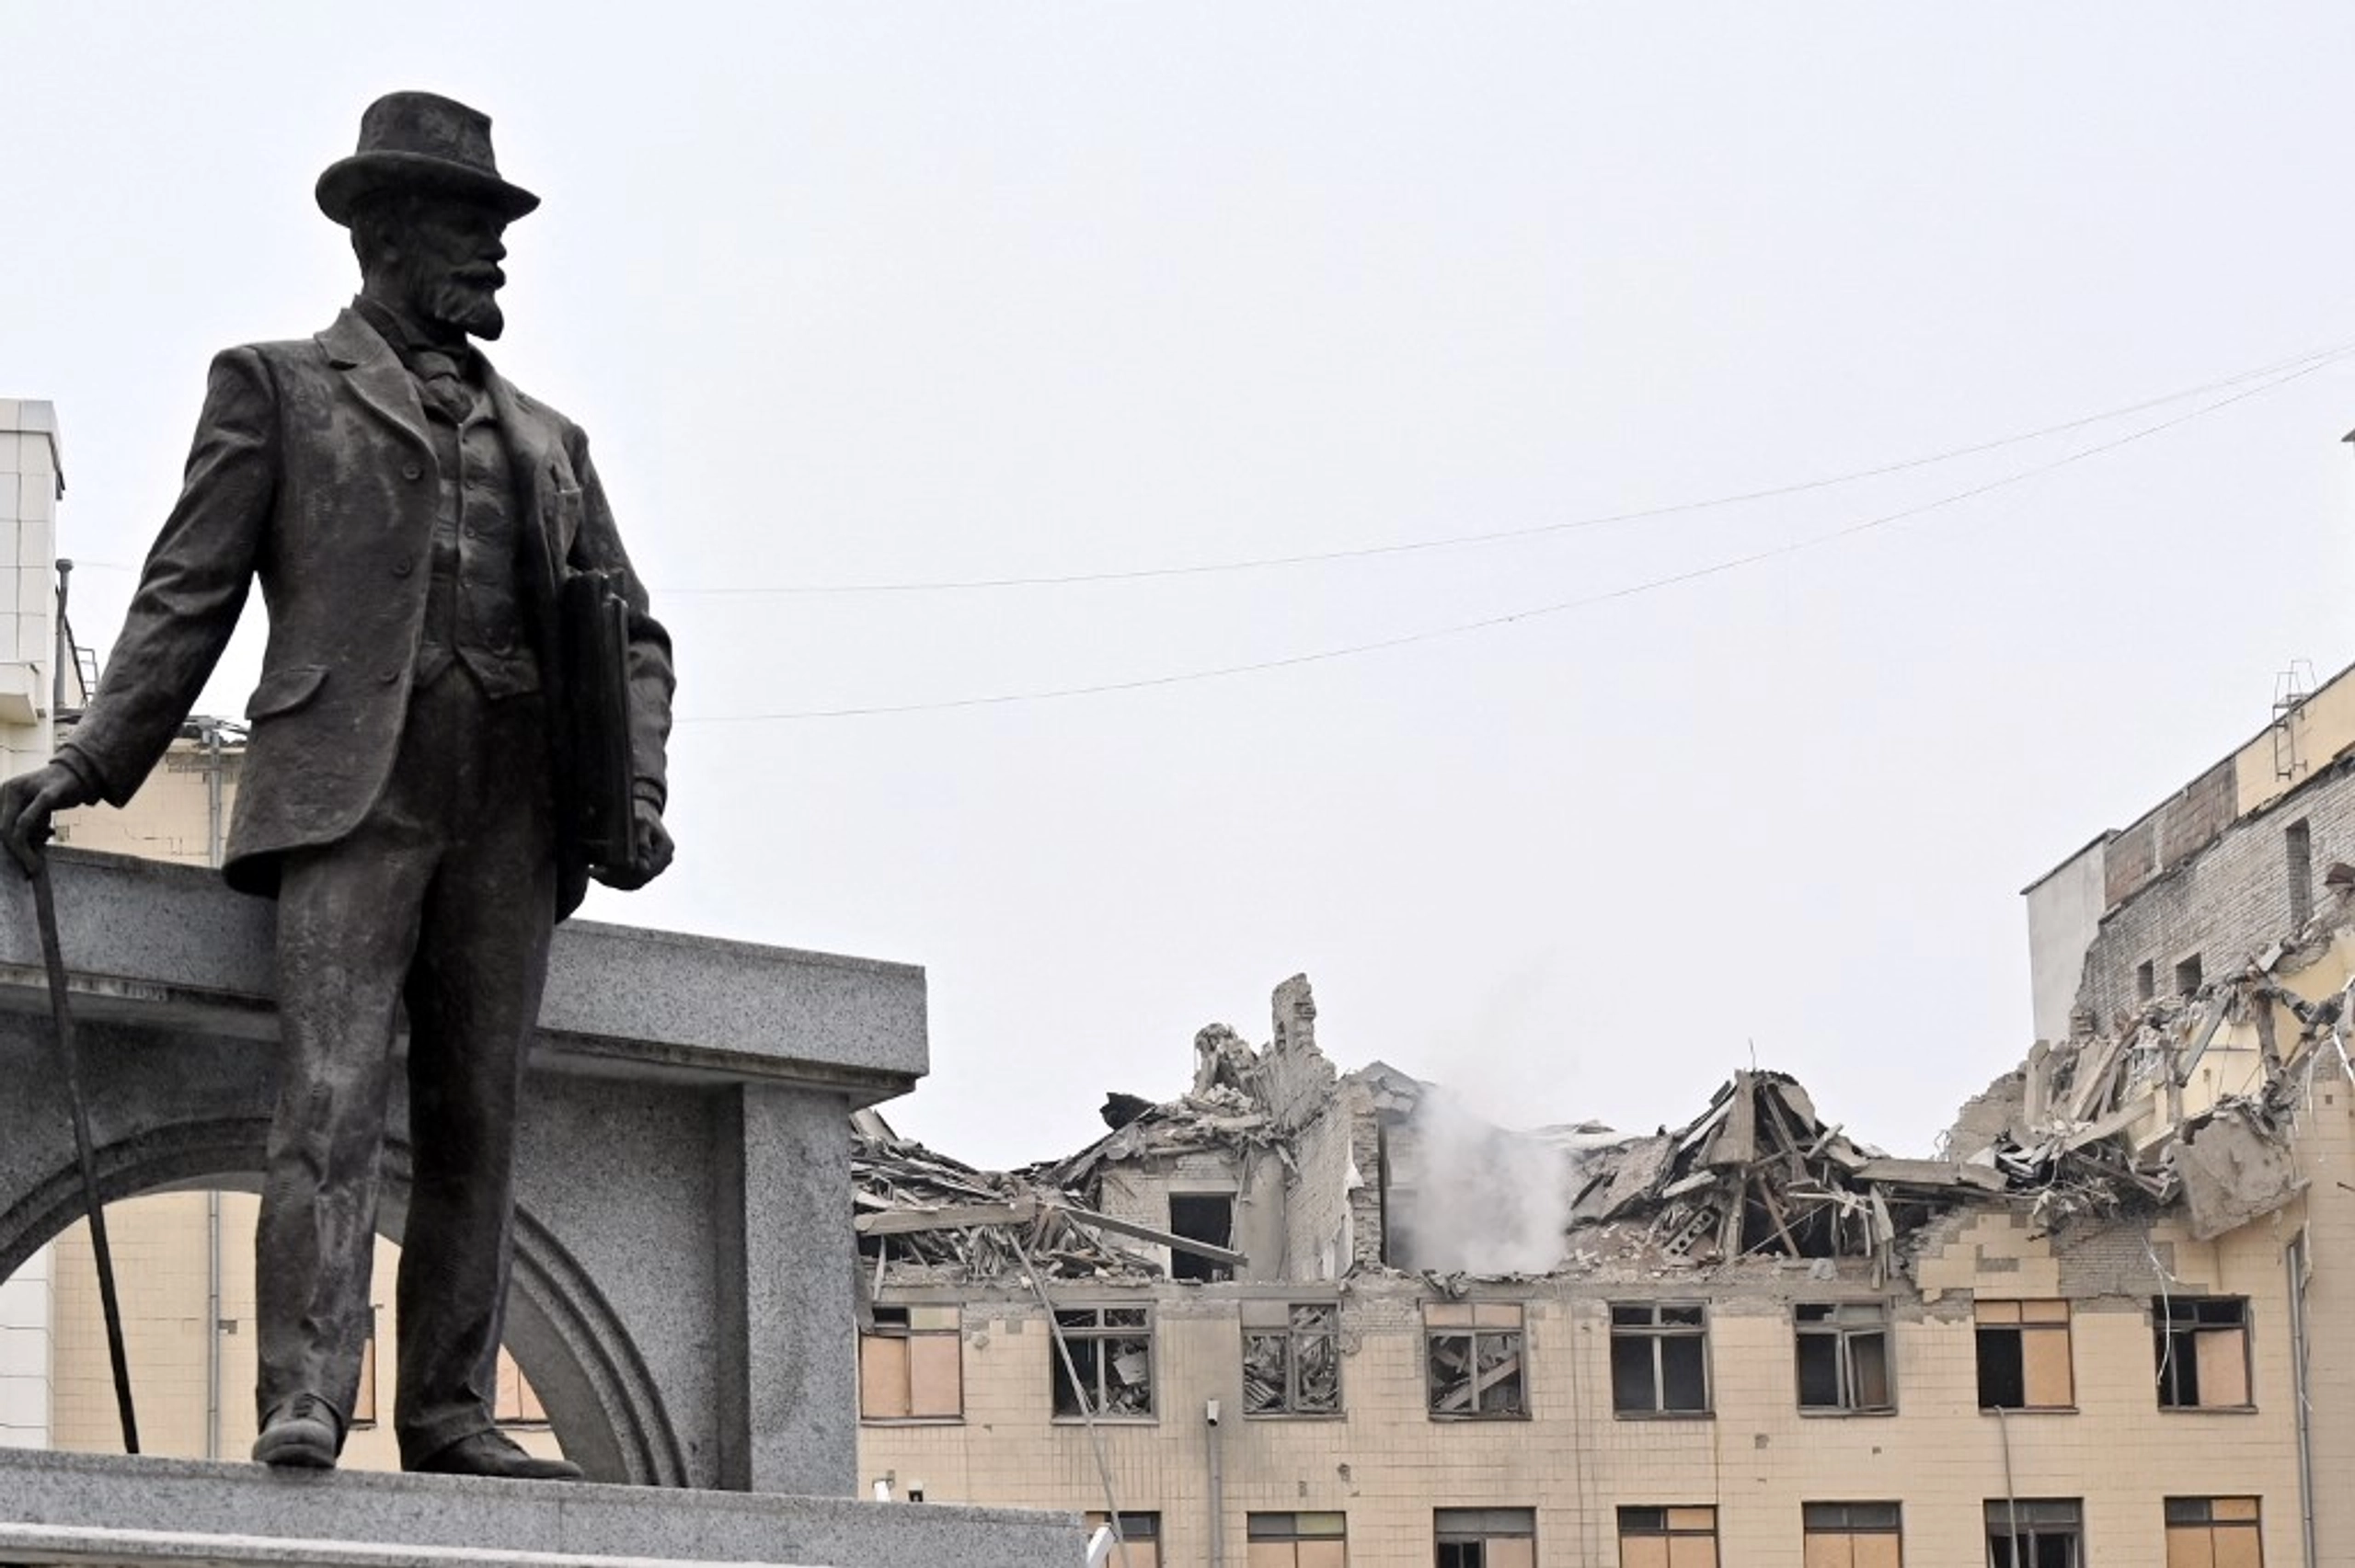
854 664 2355 1568
851 967 2328 1566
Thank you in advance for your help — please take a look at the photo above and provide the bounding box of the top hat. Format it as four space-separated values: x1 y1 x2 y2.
316 91 540 227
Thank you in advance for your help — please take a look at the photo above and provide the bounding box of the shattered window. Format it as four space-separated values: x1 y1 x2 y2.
2164 1497 2260 1568
859 1303 963 1422
1795 1303 1893 1413
1974 1299 2073 1411
1802 1502 1902 1567
1616 1505 1717 1568
1610 1302 1710 1417
1168 1193 1235 1283
1423 1302 1526 1420
1242 1301 1341 1416
1085 1511 1162 1568
1983 1498 2080 1568
1247 1511 1347 1568
2155 1297 2251 1410
1051 1305 1154 1419
1433 1506 1534 1568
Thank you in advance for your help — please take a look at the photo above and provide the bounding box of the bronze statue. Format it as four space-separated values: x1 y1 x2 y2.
0 92 674 1480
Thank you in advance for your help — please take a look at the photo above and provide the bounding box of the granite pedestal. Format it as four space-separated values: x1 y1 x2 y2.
0 1449 1078 1567
0 851 1077 1566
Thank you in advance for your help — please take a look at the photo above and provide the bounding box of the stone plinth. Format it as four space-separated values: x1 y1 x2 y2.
0 851 923 1494
0 1449 1079 1567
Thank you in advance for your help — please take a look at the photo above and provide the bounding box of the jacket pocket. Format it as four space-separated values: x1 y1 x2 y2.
245 664 329 721
549 483 586 555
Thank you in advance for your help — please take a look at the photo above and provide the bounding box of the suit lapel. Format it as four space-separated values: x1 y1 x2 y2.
482 362 562 584
316 310 433 458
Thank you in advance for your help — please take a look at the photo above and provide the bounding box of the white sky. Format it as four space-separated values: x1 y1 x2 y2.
8 5 2355 1170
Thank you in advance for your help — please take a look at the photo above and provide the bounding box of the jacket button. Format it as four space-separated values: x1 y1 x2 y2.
402 462 423 481
392 562 411 578
378 670 399 685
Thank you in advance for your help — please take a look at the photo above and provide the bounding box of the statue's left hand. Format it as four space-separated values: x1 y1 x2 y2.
597 801 673 891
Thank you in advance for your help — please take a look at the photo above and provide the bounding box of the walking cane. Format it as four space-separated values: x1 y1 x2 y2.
24 854 140 1453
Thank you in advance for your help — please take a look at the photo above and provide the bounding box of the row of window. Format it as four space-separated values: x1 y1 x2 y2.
859 1294 2255 1423
1075 1498 2262 1567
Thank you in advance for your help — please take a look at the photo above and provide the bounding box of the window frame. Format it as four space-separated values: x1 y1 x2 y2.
1243 1300 1343 1417
2164 1496 2261 1566
1423 1301 1528 1421
1802 1502 1902 1567
1611 1300 1712 1418
1434 1506 1535 1568
859 1302 964 1423
1168 1192 1236 1283
1795 1302 1894 1415
2154 1296 2254 1412
1086 1511 1163 1568
1983 1498 2082 1568
1247 1510 1347 1568
1974 1299 2074 1413
1616 1505 1717 1568
1051 1304 1155 1421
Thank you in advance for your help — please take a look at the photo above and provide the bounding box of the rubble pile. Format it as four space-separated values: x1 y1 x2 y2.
853 1116 1157 1281
1047 1080 1275 1193
1965 949 2344 1236
1561 1071 2003 1274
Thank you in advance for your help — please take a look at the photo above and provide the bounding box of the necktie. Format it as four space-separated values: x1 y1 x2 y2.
412 351 474 425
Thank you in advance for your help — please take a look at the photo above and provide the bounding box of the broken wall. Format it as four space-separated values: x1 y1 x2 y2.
1259 974 1338 1131
1283 1076 1373 1282
2079 755 2355 1025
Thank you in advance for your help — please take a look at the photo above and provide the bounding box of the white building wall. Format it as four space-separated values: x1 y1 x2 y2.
0 396 63 1448
2023 834 2109 1043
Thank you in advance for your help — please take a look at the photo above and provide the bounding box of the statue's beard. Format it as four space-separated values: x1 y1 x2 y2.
406 263 506 341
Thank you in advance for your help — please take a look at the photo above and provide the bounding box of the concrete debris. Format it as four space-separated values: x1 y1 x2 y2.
2174 1101 2303 1241
1557 1071 1994 1275
854 1121 1161 1281
857 939 2351 1293
1966 927 2347 1234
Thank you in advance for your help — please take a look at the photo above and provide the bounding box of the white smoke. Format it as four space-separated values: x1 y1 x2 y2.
1392 1087 1577 1276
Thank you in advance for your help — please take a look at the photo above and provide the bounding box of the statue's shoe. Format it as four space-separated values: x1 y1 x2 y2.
252 1394 339 1469
411 1428 583 1482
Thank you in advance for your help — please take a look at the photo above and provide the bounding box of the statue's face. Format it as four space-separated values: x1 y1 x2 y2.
394 195 510 341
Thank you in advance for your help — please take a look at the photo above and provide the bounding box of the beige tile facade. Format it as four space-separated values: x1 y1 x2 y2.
0 397 60 1448
860 1172 2319 1565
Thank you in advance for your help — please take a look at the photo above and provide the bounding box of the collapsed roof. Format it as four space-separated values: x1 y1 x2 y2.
856 933 2336 1288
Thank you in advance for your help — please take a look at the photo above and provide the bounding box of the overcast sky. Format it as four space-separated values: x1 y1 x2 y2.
9 6 2355 1170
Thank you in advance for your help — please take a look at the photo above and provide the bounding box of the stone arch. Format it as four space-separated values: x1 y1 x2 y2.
0 1111 686 1486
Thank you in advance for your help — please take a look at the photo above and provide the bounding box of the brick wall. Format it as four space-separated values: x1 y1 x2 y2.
2081 757 2355 1025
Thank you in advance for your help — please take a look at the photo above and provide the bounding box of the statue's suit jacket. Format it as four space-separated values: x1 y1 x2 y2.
63 309 672 919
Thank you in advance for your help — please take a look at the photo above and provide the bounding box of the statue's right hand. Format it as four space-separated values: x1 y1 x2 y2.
0 762 98 876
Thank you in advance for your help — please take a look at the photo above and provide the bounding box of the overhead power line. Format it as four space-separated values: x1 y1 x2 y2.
663 335 2355 597
682 347 2354 724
